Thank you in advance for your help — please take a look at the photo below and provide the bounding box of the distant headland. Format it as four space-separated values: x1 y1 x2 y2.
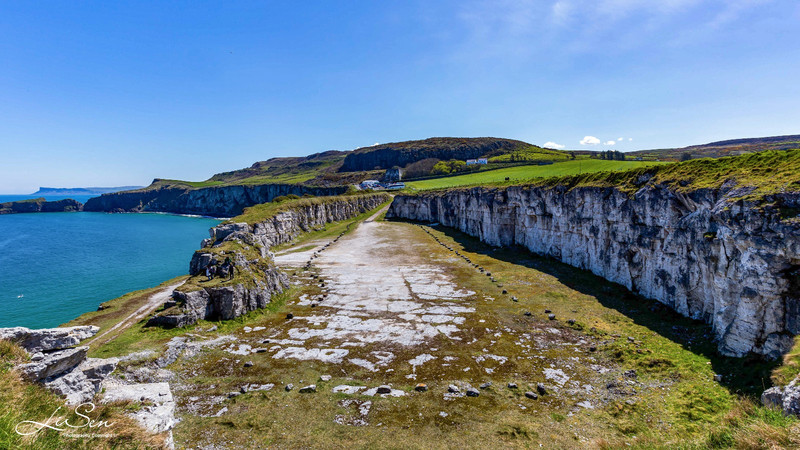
30 186 144 196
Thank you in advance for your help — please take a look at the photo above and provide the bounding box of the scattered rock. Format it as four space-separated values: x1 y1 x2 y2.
524 311 532 316
624 369 637 379
243 361 254 368
101 381 176 448
548 314 556 320
227 391 241 398
299 385 317 393
714 374 723 382
448 385 461 393
285 384 294 391
502 290 508 294
320 375 332 382
537 383 547 395
511 296 518 302
376 385 392 394
507 382 518 389
332 385 365 394
466 388 480 397
567 319 575 325
544 309 551 314
589 346 597 352
415 383 428 392
286 313 294 320
480 382 492 389
525 391 538 400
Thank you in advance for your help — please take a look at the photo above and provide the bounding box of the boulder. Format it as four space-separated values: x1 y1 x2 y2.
762 381 800 416
17 347 89 382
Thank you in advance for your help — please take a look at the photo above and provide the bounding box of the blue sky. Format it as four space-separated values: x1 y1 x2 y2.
1 0 799 193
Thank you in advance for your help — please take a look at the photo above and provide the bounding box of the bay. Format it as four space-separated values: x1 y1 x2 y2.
0 211 220 328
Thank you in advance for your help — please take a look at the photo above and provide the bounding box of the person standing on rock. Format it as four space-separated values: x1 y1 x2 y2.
205 265 212 281
225 257 235 280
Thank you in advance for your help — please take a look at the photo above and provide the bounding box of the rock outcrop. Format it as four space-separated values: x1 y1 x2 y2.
83 184 348 217
17 346 89 382
0 197 83 214
0 325 119 404
148 194 390 328
46 356 119 405
0 325 99 353
388 185 800 358
762 378 800 416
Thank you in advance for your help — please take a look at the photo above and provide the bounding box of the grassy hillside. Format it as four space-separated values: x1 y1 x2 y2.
406 160 667 190
629 134 800 161
525 148 800 202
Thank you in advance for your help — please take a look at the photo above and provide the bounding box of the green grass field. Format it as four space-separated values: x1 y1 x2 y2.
405 160 668 190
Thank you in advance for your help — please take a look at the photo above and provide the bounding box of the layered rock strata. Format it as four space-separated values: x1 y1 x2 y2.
388 185 800 358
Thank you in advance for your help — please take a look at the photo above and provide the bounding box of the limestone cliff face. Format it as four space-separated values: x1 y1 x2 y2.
388 185 800 358
201 193 392 260
83 184 348 217
150 194 390 327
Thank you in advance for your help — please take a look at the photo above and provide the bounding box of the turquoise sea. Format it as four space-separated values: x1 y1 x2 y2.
0 207 220 328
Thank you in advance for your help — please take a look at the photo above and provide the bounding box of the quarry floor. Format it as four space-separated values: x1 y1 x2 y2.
103 209 789 448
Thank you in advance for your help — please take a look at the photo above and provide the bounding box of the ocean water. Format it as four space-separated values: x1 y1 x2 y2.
0 211 220 328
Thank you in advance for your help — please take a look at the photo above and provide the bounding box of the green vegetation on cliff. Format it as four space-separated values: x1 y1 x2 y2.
407 149 800 204
230 192 391 225
527 148 800 200
406 160 666 190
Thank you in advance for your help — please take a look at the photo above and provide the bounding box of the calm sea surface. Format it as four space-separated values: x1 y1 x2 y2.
0 209 220 328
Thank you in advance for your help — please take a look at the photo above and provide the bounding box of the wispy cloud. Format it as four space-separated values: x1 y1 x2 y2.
453 0 765 59
604 140 616 145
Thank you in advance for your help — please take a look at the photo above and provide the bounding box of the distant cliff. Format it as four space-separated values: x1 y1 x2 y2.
31 186 143 196
0 198 83 214
83 184 349 217
339 137 530 172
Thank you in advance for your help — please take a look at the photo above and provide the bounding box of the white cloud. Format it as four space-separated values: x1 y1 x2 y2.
617 137 623 141
629 138 633 141
543 141 565 149
604 140 616 145
580 135 601 145
371 142 380 146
